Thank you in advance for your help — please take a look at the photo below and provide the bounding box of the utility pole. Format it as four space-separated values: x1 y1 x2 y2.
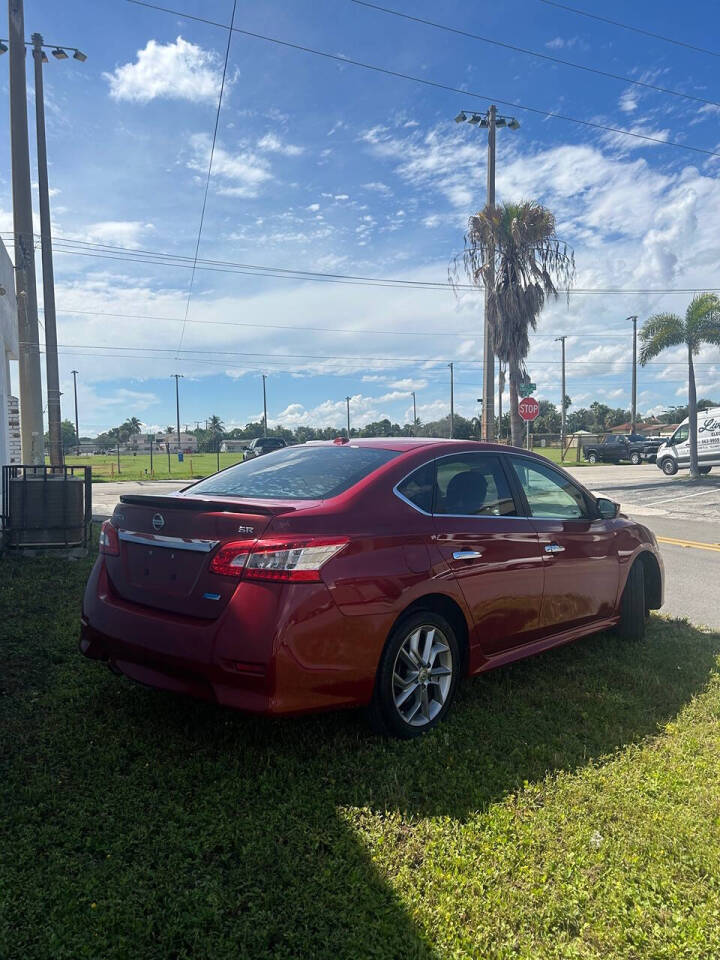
498 362 505 440
411 390 417 435
70 369 79 455
555 336 567 460
32 32 62 465
171 374 183 452
448 362 454 439
345 396 351 438
262 374 268 436
455 106 520 443
9 0 44 464
628 316 638 435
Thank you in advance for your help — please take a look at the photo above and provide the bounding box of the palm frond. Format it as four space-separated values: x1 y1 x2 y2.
638 313 685 365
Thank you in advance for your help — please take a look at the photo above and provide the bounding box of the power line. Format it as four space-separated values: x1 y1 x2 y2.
351 0 720 109
124 0 720 160
5 232 720 297
176 0 237 358
538 0 720 60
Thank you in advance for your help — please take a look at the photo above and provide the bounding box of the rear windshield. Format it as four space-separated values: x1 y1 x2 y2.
188 445 400 501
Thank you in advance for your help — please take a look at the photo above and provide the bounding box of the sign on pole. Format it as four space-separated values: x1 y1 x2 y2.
518 381 536 398
518 397 540 422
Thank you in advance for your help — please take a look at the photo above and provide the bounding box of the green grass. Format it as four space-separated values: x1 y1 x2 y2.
2 541 720 959
59 452 245 482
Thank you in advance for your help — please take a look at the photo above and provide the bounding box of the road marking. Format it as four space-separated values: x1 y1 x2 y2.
657 536 720 553
649 488 716 506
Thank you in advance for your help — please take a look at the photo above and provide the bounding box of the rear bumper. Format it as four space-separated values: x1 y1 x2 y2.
80 559 385 715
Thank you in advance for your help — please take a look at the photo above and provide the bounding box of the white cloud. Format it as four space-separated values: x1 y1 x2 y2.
307 203 321 212
618 90 639 113
188 133 272 197
82 221 155 249
257 133 304 157
104 37 225 104
362 181 392 195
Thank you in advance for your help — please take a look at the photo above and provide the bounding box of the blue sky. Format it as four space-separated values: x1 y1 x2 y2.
1 0 720 435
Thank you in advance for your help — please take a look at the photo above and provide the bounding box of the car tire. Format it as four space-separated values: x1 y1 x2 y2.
617 560 646 642
630 452 642 465
368 611 461 739
699 466 712 475
587 452 597 464
660 458 678 476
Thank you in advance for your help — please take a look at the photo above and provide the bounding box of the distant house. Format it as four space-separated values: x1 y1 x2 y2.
220 439 249 453
153 431 198 452
609 420 663 436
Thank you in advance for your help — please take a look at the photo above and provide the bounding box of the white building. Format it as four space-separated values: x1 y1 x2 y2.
0 239 19 468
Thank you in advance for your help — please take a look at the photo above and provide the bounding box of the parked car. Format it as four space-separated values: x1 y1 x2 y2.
582 434 662 465
243 436 287 460
81 439 664 738
655 406 720 475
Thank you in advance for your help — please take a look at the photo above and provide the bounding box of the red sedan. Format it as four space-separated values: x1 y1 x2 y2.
81 438 663 738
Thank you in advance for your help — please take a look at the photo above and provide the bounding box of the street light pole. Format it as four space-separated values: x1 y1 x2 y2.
70 369 79 455
411 390 417 435
555 335 567 459
628 316 638 434
9 0 44 464
171 373 183 452
456 106 520 442
345 395 351 438
448 362 454 438
32 32 63 466
262 374 268 436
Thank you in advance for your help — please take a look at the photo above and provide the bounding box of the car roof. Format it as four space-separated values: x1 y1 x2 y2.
308 437 525 454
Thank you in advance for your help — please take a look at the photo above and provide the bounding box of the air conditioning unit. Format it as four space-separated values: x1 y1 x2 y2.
1 466 91 550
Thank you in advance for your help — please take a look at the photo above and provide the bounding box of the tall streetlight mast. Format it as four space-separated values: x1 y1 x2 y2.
411 390 417 435
555 336 567 459
262 374 268 436
455 106 520 442
448 362 454 439
70 369 79 455
345 396 351 438
628 316 639 435
171 374 183 452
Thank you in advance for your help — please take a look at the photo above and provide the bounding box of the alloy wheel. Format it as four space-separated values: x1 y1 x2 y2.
392 624 453 727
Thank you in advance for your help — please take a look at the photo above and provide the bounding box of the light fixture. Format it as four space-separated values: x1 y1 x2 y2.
41 50 48 62
52 47 68 59
454 111 467 123
478 117 489 127
508 118 520 130
469 113 482 124
495 117 507 128
73 49 87 62
0 40 7 55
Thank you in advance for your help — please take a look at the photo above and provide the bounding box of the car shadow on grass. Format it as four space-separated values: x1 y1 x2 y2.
6 617 720 959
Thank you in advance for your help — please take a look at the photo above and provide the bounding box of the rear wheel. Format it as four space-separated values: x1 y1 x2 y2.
660 458 678 476
630 452 642 465
700 466 712 475
587 452 598 464
617 560 646 641
368 612 460 739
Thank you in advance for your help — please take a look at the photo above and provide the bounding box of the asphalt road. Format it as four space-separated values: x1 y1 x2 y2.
90 463 720 630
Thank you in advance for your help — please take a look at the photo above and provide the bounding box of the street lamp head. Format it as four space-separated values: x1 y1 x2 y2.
469 112 483 124
41 51 48 63
0 41 7 55
454 111 467 123
508 118 520 130
73 49 87 62
52 47 68 59
495 117 507 128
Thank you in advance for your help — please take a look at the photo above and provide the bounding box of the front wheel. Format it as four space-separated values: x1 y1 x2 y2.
700 466 712 475
630 452 642 465
660 458 678 476
617 560 646 642
368 612 460 739
587 452 598 464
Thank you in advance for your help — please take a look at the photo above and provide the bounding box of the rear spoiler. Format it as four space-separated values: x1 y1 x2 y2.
118 494 295 515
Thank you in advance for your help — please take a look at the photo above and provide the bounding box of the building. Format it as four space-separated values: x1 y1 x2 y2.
0 239 19 468
153 431 198 452
220 439 250 453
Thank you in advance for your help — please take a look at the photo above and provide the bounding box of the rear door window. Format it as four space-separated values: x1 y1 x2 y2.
396 460 435 514
434 453 518 516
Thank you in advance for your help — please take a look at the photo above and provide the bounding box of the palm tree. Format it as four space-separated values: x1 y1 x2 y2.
456 200 574 445
639 293 720 479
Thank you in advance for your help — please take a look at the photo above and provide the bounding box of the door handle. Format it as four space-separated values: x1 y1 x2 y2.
453 550 483 560
544 543 565 554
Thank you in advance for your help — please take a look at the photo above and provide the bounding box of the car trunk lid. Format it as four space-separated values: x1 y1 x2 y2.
105 493 303 618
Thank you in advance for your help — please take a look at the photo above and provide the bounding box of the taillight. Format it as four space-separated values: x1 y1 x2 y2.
99 520 120 556
210 537 347 582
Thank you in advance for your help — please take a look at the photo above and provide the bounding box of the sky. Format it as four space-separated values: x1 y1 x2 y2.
1 0 720 436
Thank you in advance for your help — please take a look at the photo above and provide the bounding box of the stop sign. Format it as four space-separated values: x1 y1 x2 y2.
518 397 540 421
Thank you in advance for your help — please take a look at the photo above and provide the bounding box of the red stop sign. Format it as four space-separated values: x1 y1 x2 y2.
518 397 540 421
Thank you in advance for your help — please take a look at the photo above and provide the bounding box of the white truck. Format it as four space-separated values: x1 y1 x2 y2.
655 406 720 476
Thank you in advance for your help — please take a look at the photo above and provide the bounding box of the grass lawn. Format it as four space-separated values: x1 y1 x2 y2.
58 447 589 483
2 541 719 959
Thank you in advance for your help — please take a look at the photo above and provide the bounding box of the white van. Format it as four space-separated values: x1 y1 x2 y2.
655 407 720 476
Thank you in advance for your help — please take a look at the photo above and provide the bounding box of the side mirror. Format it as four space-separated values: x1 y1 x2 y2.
596 497 619 520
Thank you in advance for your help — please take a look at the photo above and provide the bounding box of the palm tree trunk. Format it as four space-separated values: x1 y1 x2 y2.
688 345 700 479
509 357 523 447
